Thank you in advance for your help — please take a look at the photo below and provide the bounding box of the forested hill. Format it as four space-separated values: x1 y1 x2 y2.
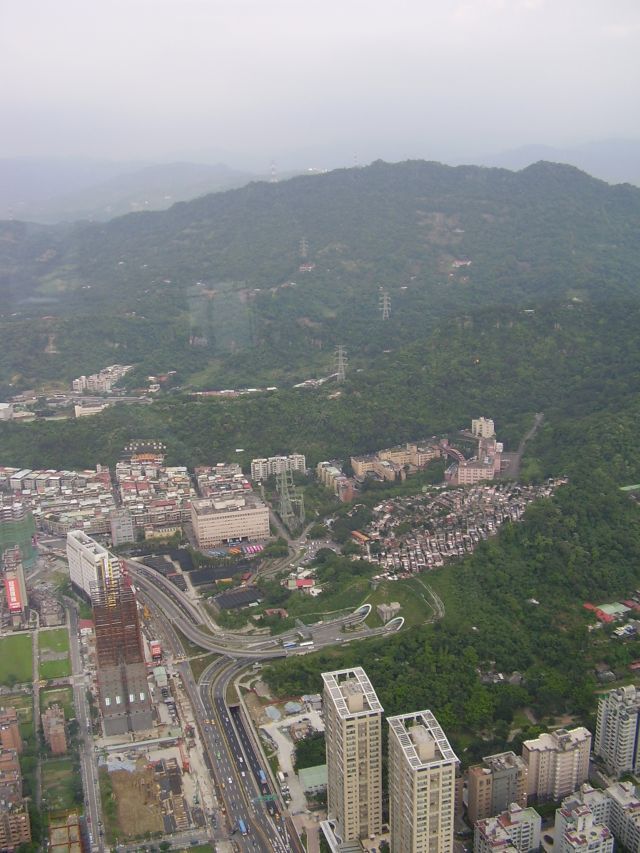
1 159 640 391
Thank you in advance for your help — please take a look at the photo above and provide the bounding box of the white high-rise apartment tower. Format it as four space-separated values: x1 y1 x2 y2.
595 685 640 776
66 529 121 599
322 667 383 843
388 710 459 853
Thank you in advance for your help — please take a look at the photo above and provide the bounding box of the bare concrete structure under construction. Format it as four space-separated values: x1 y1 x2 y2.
388 710 459 853
93 566 153 736
322 667 383 843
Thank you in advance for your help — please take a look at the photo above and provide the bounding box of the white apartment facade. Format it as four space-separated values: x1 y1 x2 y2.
322 667 383 843
474 804 541 853
66 529 121 600
555 782 640 853
388 710 459 853
522 727 591 801
594 685 640 776
250 454 306 482
190 495 270 548
472 418 496 438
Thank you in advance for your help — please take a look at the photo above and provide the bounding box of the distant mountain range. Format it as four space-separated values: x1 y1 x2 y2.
1 139 638 227
465 139 640 187
0 159 256 223
1 158 639 392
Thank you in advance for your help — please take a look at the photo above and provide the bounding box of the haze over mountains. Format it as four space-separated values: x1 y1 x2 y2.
1 138 639 225
1 157 640 395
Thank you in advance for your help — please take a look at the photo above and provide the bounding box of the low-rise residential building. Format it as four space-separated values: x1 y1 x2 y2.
72 364 132 393
191 495 270 548
474 804 541 853
522 727 591 802
0 709 22 754
42 705 67 755
0 748 31 848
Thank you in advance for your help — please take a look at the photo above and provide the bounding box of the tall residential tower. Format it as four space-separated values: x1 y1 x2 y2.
322 667 383 843
388 710 459 853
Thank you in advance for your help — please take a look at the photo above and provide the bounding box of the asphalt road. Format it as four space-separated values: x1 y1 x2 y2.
129 564 396 662
67 603 104 852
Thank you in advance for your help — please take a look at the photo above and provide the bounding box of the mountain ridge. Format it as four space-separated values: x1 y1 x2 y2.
1 158 639 391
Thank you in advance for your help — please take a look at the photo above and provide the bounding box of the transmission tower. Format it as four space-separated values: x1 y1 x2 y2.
379 288 391 320
334 345 347 383
269 161 278 183
276 469 305 533
299 237 308 259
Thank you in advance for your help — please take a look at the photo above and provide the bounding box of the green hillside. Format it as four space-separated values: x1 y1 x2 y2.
1 159 640 391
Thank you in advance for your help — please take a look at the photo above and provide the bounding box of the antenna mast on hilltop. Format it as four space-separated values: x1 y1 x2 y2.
335 345 347 383
379 288 391 320
299 237 308 259
270 161 278 183
276 469 305 533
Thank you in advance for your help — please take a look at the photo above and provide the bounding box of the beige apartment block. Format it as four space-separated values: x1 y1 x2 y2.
467 751 528 825
322 667 383 843
190 495 270 548
472 417 496 438
388 710 459 853
522 727 591 802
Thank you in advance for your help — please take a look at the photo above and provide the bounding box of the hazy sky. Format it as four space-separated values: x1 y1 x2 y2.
2 0 639 168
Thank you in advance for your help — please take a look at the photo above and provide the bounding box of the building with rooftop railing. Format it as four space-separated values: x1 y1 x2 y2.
388 709 459 853
322 667 383 843
474 804 541 853
467 751 528 825
594 685 640 777
522 727 591 801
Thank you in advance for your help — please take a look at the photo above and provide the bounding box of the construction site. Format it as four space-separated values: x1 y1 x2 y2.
101 744 207 840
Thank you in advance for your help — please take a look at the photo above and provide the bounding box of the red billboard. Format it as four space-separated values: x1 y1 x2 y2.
4 577 23 612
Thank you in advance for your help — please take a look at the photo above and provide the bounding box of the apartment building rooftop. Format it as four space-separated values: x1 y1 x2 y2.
322 667 383 718
191 493 265 516
524 726 591 752
388 710 458 769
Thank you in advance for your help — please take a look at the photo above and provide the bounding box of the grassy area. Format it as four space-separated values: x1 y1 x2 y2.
0 692 33 736
189 653 219 681
40 686 74 719
175 846 214 853
98 768 118 845
0 634 33 685
38 627 71 680
364 577 438 628
42 757 80 811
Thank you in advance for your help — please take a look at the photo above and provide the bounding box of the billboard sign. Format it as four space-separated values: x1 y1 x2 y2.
4 577 23 612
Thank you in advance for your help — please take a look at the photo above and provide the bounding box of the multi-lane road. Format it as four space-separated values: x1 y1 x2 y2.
127 559 400 660
144 594 298 852
66 602 104 852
